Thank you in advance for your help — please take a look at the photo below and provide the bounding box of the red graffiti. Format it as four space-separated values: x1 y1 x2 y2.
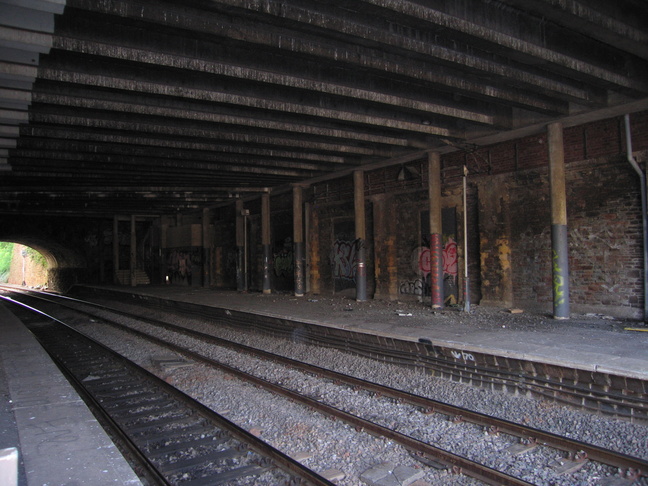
430 234 443 306
412 239 458 279
443 238 458 276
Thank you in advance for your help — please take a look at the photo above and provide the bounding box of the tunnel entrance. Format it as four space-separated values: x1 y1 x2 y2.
0 242 48 288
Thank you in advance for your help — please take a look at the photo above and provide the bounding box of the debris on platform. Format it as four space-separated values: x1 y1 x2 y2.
508 308 524 314
584 313 615 320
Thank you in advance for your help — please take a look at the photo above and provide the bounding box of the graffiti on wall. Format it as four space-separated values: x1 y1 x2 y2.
331 220 358 292
400 208 458 303
273 236 294 291
274 238 294 278
331 238 360 281
399 278 427 296
401 237 458 299
166 248 200 286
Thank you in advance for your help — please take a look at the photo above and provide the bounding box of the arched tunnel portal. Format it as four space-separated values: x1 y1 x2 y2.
0 215 98 292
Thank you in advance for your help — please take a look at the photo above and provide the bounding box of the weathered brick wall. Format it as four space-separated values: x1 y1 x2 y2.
211 205 237 289
503 114 648 316
393 190 427 299
8 245 48 287
207 111 648 316
509 168 552 305
566 158 643 311
477 175 513 306
312 198 355 295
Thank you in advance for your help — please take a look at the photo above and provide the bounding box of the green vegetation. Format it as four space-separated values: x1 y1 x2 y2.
25 246 47 268
0 242 14 282
0 243 47 283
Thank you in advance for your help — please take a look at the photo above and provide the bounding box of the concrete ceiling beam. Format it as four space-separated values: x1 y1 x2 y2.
497 0 648 61
203 0 612 102
27 112 399 157
16 139 346 173
356 0 648 93
66 0 579 111
31 89 419 146
53 37 499 127
20 126 351 164
36 67 464 139
11 149 325 178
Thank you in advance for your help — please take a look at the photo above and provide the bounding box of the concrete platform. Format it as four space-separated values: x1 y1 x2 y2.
0 302 142 486
75 285 648 381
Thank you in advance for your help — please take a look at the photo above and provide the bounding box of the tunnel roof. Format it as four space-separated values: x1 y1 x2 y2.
1 0 647 216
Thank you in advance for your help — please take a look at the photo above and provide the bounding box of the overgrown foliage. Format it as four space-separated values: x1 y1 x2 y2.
0 242 14 282
25 246 46 267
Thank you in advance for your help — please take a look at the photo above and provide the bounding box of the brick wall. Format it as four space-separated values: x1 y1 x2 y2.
223 111 648 316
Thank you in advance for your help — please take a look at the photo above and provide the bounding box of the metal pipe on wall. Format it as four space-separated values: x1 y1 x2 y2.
293 185 305 297
463 165 470 312
624 114 648 322
354 170 367 302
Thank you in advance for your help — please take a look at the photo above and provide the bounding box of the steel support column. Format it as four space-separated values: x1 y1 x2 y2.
262 192 272 294
428 152 444 308
235 199 246 292
354 170 367 301
463 165 470 312
202 208 210 288
129 215 136 287
293 185 305 297
548 122 570 319
112 216 119 285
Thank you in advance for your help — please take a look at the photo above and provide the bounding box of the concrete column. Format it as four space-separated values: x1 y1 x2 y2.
202 208 210 288
548 122 570 319
112 216 119 284
160 218 167 284
305 201 312 294
262 192 272 294
235 199 246 292
293 185 305 297
428 152 444 308
309 200 321 295
98 221 105 283
129 215 136 287
354 170 367 301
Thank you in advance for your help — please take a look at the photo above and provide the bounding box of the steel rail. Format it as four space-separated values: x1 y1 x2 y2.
80 307 535 486
81 286 648 418
0 294 335 486
23 285 648 418
7 288 648 479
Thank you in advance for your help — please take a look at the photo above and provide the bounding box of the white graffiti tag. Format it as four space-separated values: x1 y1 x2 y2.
450 350 475 362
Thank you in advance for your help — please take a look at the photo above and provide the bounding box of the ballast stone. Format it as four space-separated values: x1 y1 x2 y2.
361 462 425 486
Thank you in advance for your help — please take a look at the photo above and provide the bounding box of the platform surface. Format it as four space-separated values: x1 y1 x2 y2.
82 285 648 381
0 302 142 486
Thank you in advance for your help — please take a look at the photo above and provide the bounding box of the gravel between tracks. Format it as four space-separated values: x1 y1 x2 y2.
71 297 648 486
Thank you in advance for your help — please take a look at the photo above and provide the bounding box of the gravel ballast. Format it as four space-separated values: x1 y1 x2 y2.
62 296 648 486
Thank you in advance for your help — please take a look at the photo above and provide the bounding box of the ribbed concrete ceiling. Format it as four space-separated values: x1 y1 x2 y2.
1 0 647 216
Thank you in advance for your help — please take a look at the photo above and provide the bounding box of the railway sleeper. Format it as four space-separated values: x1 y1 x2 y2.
159 447 247 474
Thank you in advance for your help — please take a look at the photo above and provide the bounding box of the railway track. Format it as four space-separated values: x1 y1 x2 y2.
3 288 647 485
69 285 648 423
1 293 334 486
